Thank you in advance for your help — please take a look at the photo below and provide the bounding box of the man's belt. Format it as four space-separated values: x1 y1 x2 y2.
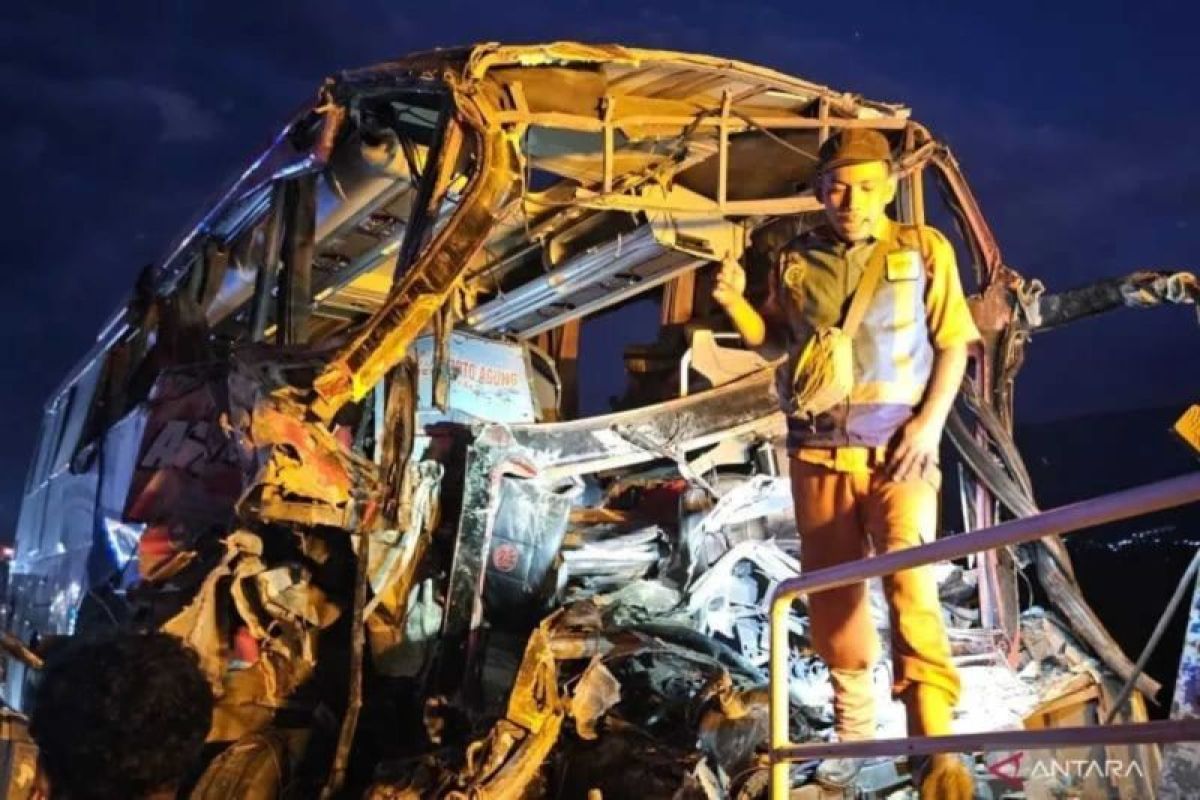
792 444 890 472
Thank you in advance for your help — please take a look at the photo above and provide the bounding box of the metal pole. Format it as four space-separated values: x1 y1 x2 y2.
277 173 316 346
769 590 792 800
249 181 287 342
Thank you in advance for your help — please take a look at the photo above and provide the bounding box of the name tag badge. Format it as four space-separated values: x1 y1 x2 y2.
885 250 923 282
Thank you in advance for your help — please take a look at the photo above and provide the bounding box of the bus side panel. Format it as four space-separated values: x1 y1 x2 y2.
5 369 147 709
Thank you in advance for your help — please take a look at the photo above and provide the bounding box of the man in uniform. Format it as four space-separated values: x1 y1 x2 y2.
713 128 978 797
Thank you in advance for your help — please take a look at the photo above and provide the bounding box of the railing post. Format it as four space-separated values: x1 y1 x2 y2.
770 588 795 800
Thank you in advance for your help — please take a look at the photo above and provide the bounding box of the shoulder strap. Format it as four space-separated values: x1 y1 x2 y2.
841 228 894 337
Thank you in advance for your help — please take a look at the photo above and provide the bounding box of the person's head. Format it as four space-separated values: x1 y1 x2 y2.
814 129 897 243
30 632 213 800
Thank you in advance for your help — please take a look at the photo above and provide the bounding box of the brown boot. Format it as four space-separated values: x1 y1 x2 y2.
815 667 876 791
918 753 974 800
902 684 972 798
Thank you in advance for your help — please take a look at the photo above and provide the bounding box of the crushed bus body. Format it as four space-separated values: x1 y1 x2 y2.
5 41 1198 799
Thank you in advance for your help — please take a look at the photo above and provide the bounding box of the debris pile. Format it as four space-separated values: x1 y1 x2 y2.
87 360 1158 799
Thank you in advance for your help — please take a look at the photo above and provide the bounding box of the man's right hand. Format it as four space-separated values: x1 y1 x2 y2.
712 257 769 347
712 258 747 308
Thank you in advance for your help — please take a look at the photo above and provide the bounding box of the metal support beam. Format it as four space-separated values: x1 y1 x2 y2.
249 181 287 342
198 239 230 311
601 95 614 194
718 90 730 210
489 109 911 133
535 320 580 420
393 96 454 284
277 173 316 346
185 252 204 303
817 96 829 147
905 125 925 224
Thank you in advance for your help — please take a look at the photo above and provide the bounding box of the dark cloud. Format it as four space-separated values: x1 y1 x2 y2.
0 68 222 145
1 0 1198 537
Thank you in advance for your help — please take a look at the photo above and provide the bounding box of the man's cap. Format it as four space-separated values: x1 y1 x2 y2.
816 129 894 174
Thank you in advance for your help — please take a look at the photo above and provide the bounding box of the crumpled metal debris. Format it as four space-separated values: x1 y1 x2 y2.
162 530 266 694
595 579 682 626
158 527 345 743
560 525 666 596
135 417 1145 799
365 460 445 677
239 392 381 529
569 658 621 740
680 476 793 583
686 539 801 665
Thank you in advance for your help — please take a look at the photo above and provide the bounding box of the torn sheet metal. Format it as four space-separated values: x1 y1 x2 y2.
161 528 342 742
124 364 258 534
680 475 794 581
366 459 445 677
161 531 264 692
367 461 444 604
252 563 341 630
485 471 583 615
568 658 621 740
686 539 800 664
507 369 780 479
438 424 540 697
451 621 565 799
239 393 380 529
309 114 517 421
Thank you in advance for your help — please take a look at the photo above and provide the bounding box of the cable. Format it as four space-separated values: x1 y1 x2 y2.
1102 546 1200 725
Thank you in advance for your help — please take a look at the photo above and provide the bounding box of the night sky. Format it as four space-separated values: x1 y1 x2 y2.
2 1 1198 538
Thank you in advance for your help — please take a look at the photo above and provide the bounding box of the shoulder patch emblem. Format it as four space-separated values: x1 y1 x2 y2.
781 251 808 291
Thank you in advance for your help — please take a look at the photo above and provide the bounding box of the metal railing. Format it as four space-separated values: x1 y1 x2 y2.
768 471 1200 799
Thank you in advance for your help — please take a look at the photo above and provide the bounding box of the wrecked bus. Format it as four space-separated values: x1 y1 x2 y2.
6 42 1199 798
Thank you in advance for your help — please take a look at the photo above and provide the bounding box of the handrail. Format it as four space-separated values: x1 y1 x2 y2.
769 471 1200 799
679 331 744 398
772 719 1200 761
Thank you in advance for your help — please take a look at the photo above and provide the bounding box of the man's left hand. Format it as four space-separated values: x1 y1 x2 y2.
888 413 942 482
